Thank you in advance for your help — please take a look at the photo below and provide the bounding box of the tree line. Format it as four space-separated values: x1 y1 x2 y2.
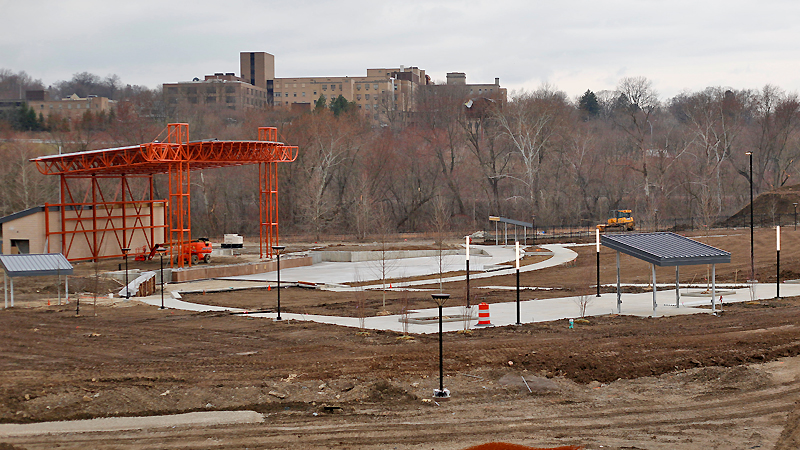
1 68 799 240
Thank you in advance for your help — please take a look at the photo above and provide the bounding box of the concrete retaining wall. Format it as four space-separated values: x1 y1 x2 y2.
170 256 312 283
313 249 482 263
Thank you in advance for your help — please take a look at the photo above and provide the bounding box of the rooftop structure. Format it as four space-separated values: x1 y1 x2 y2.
29 123 298 266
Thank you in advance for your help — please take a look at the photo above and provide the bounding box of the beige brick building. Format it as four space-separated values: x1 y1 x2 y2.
163 73 271 111
0 91 114 121
164 51 505 123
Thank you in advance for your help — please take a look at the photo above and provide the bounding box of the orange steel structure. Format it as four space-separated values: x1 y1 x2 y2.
32 123 298 267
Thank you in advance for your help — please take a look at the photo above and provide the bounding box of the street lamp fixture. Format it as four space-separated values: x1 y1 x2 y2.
515 241 521 325
465 236 470 308
746 151 754 281
272 245 286 321
777 226 781 299
431 293 450 399
156 247 167 309
596 228 601 297
121 247 131 299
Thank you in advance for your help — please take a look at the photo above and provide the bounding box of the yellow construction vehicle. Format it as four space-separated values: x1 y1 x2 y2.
597 210 635 232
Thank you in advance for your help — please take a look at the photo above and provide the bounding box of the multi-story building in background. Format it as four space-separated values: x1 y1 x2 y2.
0 90 113 122
163 52 505 124
163 72 270 112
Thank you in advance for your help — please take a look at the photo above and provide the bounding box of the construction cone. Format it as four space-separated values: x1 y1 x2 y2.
476 302 492 326
268 285 271 291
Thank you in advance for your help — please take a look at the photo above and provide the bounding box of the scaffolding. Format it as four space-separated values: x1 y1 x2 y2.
32 124 298 267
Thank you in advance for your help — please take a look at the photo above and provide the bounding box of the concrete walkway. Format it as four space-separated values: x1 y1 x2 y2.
0 411 263 438
133 243 798 334
137 278 795 334
219 244 576 289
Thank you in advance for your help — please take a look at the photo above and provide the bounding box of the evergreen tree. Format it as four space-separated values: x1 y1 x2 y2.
578 89 600 118
14 103 43 131
315 94 327 111
329 95 356 117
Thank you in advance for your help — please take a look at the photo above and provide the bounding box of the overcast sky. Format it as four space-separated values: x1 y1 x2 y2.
3 0 800 100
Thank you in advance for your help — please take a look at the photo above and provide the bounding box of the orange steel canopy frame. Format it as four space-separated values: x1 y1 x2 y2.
31 123 298 267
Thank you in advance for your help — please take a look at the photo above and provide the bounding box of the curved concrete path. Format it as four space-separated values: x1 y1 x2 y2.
133 243 800 334
219 244 577 289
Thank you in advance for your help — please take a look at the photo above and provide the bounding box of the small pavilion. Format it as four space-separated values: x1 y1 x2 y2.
0 253 73 308
600 232 731 314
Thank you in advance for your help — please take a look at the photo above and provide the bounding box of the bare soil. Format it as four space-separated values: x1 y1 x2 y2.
2 228 800 449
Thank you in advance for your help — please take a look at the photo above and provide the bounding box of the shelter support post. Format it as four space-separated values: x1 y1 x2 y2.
711 264 717 313
3 271 6 309
65 276 69 304
652 264 657 313
616 251 621 314
675 266 680 308
10 277 14 308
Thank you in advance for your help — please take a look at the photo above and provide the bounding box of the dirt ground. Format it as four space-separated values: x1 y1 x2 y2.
2 228 800 449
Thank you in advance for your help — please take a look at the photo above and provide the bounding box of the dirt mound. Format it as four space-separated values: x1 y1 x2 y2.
724 183 800 226
775 401 800 450
364 380 417 403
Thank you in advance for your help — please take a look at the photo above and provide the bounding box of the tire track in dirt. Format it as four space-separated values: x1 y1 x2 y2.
6 376 799 449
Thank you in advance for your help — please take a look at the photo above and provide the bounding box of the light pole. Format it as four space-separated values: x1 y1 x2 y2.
465 236 470 308
122 247 131 299
794 203 797 231
157 247 166 309
515 241 521 325
777 226 781 299
596 228 601 297
746 151 754 281
431 293 450 399
272 245 286 320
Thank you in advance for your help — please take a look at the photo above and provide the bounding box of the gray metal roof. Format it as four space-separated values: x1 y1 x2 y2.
600 232 731 266
489 216 533 228
0 205 93 225
0 253 74 277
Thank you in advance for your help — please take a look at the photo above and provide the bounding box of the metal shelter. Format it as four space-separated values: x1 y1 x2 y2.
0 253 73 308
31 124 298 267
489 216 534 245
600 232 731 314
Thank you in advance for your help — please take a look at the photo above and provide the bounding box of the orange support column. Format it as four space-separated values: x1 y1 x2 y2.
167 124 191 268
259 127 279 259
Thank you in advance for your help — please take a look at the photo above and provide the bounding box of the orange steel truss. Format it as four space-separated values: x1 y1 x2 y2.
33 124 298 267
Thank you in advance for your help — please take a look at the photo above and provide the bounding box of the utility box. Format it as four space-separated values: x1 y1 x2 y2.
222 234 244 248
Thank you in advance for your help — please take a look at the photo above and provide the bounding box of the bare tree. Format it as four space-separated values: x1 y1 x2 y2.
495 85 569 220
613 76 660 215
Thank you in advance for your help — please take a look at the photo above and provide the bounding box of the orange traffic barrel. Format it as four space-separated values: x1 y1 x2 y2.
476 302 492 326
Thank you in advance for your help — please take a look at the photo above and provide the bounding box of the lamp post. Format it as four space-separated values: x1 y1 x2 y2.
596 228 601 297
157 247 166 309
121 247 131 299
272 245 286 320
431 293 450 399
746 151 754 281
465 236 470 308
794 203 797 231
777 226 781 299
515 241 521 325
